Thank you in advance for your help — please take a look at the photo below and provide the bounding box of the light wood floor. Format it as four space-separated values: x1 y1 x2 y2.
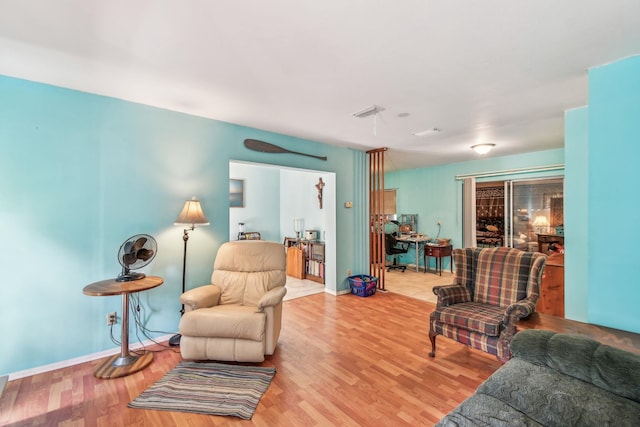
4 286 639 426
1 292 501 426
385 268 640 355
383 268 455 303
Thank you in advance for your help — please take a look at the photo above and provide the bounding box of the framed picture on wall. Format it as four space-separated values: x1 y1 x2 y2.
229 179 244 208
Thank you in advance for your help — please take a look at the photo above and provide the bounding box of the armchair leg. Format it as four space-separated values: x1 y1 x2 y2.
428 330 437 357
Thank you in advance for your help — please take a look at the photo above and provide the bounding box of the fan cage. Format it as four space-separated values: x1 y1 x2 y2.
116 234 157 282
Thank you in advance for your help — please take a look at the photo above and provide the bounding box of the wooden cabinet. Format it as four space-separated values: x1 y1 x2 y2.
538 254 564 317
284 238 325 284
286 246 305 279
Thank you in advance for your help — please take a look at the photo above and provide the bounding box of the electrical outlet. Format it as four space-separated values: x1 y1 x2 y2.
437 220 441 226
106 312 117 326
347 269 352 277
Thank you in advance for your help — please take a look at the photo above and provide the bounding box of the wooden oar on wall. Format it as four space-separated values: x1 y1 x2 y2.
244 139 327 161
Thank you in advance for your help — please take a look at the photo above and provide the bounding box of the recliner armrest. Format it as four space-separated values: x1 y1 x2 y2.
180 284 221 312
257 286 287 311
432 284 472 307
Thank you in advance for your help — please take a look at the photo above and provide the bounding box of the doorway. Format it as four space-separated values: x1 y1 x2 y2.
228 160 337 293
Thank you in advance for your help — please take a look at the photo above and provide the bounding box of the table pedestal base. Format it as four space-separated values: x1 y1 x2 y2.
93 351 153 379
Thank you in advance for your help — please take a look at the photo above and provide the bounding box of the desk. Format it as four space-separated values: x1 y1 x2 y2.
83 276 163 379
424 244 453 276
396 235 430 272
537 233 564 253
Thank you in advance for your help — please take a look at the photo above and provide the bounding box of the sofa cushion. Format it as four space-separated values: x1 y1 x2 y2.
511 329 640 403
431 302 504 336
179 305 266 341
438 330 640 426
475 357 640 427
436 392 544 427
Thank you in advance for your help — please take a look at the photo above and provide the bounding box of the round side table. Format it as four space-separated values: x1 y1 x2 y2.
83 276 163 379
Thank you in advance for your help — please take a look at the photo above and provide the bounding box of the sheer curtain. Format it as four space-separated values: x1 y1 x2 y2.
462 177 477 248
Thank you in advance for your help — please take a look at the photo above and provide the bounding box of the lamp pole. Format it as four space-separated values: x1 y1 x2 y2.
169 196 209 347
169 227 191 347
179 226 192 314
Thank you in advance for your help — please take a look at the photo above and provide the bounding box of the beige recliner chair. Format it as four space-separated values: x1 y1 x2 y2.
178 240 287 362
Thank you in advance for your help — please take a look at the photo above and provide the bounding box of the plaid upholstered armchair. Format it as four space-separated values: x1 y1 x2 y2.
428 247 546 362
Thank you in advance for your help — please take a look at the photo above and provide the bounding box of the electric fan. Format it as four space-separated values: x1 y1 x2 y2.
116 234 157 282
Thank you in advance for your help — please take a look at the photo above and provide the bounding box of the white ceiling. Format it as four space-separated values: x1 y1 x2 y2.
1 1 639 171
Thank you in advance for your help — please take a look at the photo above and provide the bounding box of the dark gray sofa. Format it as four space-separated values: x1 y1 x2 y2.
437 329 640 426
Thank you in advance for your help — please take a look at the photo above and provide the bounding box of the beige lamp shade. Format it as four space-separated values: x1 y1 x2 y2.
532 215 550 233
174 196 210 226
532 215 550 227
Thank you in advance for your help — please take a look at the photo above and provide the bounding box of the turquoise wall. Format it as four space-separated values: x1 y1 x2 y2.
564 106 589 321
587 56 640 332
228 162 281 241
0 75 367 376
4 54 638 376
385 149 564 271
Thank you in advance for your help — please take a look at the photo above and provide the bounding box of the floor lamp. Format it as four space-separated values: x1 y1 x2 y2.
169 196 210 347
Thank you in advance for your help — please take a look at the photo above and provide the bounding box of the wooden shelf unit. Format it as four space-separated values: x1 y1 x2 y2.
284 238 325 284
476 185 505 247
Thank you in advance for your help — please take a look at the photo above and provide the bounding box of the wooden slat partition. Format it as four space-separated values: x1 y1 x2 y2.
367 147 388 290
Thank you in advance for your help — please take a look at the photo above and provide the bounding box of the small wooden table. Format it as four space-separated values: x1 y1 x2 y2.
537 254 564 317
424 244 453 276
83 276 163 379
537 233 564 253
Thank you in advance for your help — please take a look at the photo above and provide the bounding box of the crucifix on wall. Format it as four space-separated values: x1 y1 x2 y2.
315 177 325 209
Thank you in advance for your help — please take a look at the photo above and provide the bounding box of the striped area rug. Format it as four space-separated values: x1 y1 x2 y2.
128 362 276 419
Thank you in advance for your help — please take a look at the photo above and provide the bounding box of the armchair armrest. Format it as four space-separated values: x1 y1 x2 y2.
432 284 472 308
502 299 537 325
180 284 221 312
257 286 287 311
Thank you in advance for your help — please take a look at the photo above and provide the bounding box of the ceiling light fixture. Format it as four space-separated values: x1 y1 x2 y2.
352 105 384 118
471 143 495 155
413 128 441 137
352 105 385 136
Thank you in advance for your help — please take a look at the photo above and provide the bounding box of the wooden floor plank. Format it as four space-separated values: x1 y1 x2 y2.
2 289 638 426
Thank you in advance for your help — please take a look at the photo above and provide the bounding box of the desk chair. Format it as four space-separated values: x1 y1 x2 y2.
385 233 409 272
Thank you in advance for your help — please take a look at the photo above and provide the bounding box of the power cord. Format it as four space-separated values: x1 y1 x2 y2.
105 293 180 354
128 293 180 354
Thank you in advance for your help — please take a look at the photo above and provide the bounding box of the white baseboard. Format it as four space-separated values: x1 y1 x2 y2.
7 334 173 381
